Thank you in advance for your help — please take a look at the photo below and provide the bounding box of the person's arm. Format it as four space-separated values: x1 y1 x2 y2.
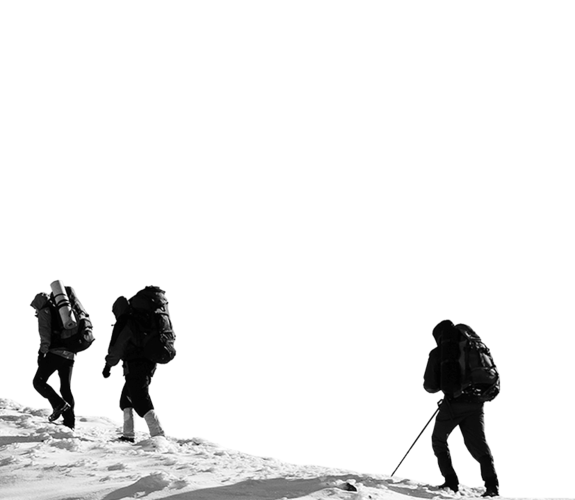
105 321 132 368
37 308 52 354
423 347 441 393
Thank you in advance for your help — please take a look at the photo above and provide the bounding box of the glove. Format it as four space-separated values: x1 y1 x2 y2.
102 365 111 379
38 352 46 365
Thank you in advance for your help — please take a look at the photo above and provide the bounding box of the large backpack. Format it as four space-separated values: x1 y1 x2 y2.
128 286 176 364
50 286 95 353
439 323 502 402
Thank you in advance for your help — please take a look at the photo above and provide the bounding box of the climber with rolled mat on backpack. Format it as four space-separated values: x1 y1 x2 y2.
31 281 94 430
424 319 500 497
103 286 175 442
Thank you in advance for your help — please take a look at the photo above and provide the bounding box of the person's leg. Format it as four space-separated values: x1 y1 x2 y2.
119 382 132 411
33 353 66 409
431 401 461 491
125 360 164 437
122 408 135 440
143 409 165 437
117 382 135 441
124 361 155 418
459 406 498 495
57 358 75 429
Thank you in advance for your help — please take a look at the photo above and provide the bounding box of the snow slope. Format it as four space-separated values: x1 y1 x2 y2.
0 399 555 500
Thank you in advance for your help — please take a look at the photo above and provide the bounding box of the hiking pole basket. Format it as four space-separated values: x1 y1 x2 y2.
391 399 443 476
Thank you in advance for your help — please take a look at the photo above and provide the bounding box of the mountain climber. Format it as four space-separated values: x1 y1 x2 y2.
424 319 499 497
102 296 165 442
31 292 76 429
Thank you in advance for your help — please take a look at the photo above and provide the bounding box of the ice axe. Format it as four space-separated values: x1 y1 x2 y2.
391 399 443 476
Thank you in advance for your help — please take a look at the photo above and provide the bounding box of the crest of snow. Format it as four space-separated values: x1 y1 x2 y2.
0 398 556 500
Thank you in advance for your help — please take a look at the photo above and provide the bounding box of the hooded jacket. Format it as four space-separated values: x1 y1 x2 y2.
105 296 147 373
30 293 76 361
421 346 483 404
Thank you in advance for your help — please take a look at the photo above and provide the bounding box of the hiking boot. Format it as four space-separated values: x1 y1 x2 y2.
439 476 459 493
118 436 135 443
63 421 75 430
481 488 501 497
49 402 71 422
481 476 501 497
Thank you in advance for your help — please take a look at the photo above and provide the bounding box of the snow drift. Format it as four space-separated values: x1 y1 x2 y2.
0 398 547 499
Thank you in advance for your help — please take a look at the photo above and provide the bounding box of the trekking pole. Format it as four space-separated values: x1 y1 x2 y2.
391 399 443 475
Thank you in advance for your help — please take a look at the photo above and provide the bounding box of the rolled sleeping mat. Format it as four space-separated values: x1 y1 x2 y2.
50 280 77 329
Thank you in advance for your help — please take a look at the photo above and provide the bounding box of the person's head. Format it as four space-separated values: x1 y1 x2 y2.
110 295 130 321
432 319 455 344
28 292 50 314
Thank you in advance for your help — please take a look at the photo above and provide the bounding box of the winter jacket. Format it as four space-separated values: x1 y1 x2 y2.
105 295 132 368
30 293 76 361
105 321 162 378
106 323 133 368
421 347 482 404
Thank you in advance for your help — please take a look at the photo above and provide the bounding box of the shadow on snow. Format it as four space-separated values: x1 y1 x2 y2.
102 474 445 500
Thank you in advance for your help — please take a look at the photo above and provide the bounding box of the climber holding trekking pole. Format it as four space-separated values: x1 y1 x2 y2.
423 320 501 497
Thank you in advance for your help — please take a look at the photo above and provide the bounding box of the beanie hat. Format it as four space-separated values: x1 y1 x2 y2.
432 319 455 343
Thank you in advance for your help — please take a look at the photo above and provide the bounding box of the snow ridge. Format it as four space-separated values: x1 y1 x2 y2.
0 398 540 500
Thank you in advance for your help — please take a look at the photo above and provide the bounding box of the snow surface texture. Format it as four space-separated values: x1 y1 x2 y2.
0 398 555 500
